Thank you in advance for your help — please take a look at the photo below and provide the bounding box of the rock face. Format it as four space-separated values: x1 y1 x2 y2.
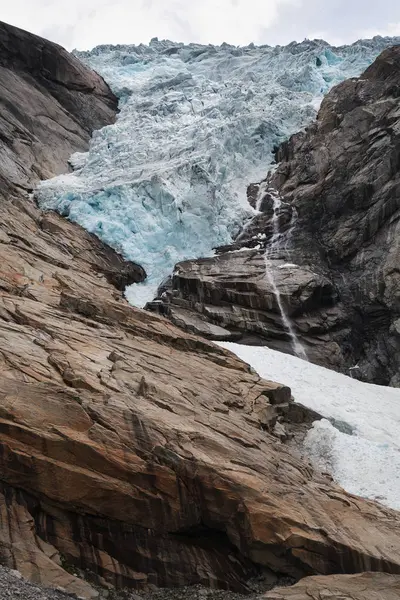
148 251 341 368
149 46 400 385
0 20 118 196
2 22 400 599
265 572 400 599
4 294 400 599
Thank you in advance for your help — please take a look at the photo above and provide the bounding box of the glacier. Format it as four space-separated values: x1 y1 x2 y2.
36 36 400 306
217 342 400 511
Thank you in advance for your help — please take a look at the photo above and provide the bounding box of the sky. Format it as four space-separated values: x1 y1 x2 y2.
2 0 400 51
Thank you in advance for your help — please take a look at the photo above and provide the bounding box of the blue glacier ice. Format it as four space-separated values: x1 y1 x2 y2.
36 36 400 306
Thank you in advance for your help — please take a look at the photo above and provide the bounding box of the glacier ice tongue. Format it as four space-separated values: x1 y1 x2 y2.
36 36 400 306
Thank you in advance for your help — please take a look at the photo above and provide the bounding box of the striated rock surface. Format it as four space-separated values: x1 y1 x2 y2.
4 289 400 597
149 46 400 384
2 21 400 600
265 572 400 599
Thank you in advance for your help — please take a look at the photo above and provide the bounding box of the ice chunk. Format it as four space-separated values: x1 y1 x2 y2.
68 152 89 171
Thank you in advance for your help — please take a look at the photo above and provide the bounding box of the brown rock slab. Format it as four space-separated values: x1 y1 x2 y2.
265 573 400 599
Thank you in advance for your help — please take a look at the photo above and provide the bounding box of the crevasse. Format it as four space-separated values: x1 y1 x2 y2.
36 36 399 306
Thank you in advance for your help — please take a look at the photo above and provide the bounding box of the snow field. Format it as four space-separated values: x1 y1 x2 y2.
217 342 400 510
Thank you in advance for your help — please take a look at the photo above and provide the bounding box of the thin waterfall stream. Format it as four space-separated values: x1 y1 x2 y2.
257 184 308 361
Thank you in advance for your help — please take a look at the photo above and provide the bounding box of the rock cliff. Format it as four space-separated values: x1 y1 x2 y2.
1 21 400 600
149 45 400 386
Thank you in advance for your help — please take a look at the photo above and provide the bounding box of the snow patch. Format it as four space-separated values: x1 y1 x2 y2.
217 342 400 510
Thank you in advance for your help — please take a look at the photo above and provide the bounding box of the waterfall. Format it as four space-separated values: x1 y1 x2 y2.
255 180 269 212
260 186 308 361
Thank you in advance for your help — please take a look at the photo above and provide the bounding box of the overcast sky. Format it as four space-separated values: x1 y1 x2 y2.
2 0 400 51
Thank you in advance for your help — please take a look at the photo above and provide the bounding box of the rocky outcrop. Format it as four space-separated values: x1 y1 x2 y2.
2 22 400 599
265 572 400 599
0 21 145 299
149 46 400 385
148 251 342 368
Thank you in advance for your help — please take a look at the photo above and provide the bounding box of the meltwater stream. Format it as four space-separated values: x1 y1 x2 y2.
36 36 400 306
258 184 308 360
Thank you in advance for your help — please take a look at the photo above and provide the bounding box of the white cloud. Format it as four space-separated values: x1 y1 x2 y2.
360 21 400 39
1 0 400 50
1 0 299 49
306 31 346 46
153 0 301 46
